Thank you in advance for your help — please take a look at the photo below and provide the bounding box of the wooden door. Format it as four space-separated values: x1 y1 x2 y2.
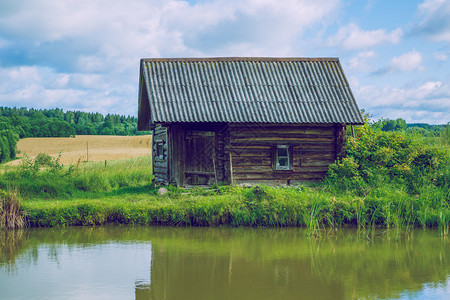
185 130 215 185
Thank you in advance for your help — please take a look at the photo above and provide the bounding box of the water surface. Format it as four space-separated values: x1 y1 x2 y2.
1 227 449 299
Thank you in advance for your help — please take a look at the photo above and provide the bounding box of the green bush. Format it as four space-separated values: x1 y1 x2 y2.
326 116 449 197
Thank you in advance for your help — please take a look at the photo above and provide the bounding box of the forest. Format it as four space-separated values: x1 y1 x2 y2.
0 107 150 163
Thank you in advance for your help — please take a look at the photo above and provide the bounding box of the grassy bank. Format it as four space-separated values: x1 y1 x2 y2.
11 184 449 236
0 121 449 235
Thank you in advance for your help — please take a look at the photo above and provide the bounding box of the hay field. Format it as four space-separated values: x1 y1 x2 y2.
9 135 153 165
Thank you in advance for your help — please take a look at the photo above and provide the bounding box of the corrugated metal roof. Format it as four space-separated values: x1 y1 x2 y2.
138 57 364 128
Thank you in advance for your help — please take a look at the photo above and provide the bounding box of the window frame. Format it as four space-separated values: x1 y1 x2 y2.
156 141 165 159
273 145 293 171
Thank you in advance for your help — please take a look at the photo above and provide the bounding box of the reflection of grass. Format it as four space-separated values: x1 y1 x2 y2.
0 229 26 268
2 226 449 300
438 203 450 236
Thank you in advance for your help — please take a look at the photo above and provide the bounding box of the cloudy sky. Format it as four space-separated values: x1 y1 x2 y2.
0 0 449 124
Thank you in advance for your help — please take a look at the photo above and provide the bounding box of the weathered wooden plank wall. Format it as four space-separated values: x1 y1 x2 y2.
152 122 346 186
153 124 168 183
168 125 185 186
228 124 339 183
215 124 229 184
185 130 215 185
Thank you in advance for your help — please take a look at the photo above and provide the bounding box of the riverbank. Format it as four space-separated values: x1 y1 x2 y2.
15 184 449 236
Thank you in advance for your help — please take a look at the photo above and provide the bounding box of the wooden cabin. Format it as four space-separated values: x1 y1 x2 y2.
138 57 364 186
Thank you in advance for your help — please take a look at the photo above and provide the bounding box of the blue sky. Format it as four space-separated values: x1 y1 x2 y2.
0 0 449 124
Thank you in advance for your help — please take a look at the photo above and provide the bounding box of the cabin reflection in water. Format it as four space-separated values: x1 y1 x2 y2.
135 244 344 300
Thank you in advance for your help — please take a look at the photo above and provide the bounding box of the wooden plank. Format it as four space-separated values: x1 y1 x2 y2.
230 145 271 150
232 132 335 139
186 130 215 137
154 156 167 163
294 144 335 151
335 123 346 160
234 178 323 185
153 124 168 184
294 159 334 167
154 176 167 182
155 126 167 132
154 161 168 168
231 127 334 134
234 172 326 181
154 124 167 133
169 125 186 186
229 123 335 131
153 167 167 177
231 136 335 142
233 166 329 173
185 171 215 175
293 151 334 158
229 148 271 157
232 157 272 166
230 140 334 147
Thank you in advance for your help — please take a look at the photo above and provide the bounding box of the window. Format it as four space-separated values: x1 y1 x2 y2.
276 145 290 170
156 141 165 159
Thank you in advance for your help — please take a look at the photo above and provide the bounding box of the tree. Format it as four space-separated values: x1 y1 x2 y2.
0 135 10 163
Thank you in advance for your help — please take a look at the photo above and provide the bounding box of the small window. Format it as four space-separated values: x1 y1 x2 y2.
276 145 290 170
156 142 165 159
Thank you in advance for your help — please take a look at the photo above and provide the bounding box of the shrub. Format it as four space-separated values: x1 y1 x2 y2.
327 116 449 196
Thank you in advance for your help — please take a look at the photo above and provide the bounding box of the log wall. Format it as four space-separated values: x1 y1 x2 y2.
152 122 346 186
152 124 169 183
228 123 343 184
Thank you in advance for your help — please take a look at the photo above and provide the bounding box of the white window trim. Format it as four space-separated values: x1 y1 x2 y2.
276 145 290 170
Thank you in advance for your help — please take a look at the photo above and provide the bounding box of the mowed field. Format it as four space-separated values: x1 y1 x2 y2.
9 135 153 165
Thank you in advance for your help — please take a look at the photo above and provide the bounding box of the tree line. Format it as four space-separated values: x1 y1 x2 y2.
0 107 150 163
0 107 447 164
372 117 447 137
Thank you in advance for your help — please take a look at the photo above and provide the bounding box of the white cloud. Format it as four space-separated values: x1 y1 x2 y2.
0 0 341 116
327 23 402 50
355 80 450 124
414 0 450 41
389 50 424 72
0 0 446 125
0 65 130 115
0 0 340 59
349 51 376 70
371 50 424 75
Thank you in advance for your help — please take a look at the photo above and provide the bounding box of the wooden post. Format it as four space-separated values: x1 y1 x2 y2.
351 125 355 139
335 124 346 161
229 152 234 186
212 155 218 186
86 141 89 162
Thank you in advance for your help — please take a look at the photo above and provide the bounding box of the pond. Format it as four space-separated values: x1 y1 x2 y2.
1 226 449 299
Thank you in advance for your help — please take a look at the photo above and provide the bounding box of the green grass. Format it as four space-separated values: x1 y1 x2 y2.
8 184 447 237
0 155 154 199
1 124 449 234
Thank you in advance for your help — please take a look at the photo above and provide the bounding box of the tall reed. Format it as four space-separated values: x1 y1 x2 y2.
0 187 25 229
